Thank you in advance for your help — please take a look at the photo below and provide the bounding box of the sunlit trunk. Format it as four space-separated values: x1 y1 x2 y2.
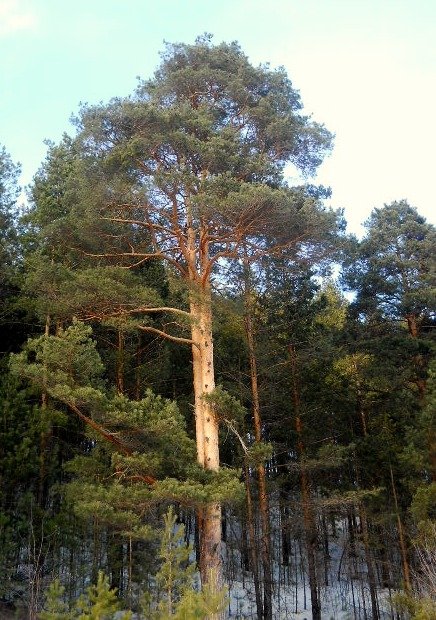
190 282 222 609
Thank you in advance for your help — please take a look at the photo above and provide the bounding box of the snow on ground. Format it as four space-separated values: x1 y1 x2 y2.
223 514 400 619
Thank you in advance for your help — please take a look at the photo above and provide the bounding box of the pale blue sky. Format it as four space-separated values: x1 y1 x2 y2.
1 0 435 234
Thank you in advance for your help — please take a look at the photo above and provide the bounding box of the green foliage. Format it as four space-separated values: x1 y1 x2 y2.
401 358 436 480
245 441 274 466
0 144 20 272
410 483 436 525
41 509 226 620
40 579 72 619
314 280 348 330
147 507 227 619
0 366 73 598
203 385 246 426
5 35 435 615
10 318 241 544
395 592 436 620
10 321 105 408
24 260 164 324
0 145 30 353
75 572 131 620
153 467 244 507
152 507 196 617
343 200 436 330
40 573 132 620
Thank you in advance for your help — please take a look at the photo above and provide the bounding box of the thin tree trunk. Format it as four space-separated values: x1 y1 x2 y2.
135 335 142 400
360 505 380 620
322 512 330 586
244 464 263 619
116 328 124 395
244 301 273 620
38 315 51 507
406 313 435 480
108 533 124 594
289 344 321 620
389 463 411 592
281 498 291 566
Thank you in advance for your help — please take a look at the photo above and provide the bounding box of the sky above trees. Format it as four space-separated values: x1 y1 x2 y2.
1 0 435 235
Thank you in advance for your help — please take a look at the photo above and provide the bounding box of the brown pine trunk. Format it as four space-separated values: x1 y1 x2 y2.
244 306 273 620
116 328 125 394
389 463 411 592
135 335 142 400
244 464 263 619
38 315 51 507
406 313 426 399
360 505 379 620
290 345 321 620
406 313 419 339
406 313 435 480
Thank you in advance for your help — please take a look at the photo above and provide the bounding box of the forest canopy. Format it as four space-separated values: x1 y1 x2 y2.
0 36 435 620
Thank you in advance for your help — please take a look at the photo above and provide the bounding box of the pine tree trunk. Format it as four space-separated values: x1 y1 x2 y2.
135 335 142 400
360 505 380 620
185 210 223 617
244 464 263 619
321 512 330 586
406 313 435 479
290 345 321 620
244 307 273 620
281 497 291 566
389 464 411 592
38 315 51 507
189 286 222 601
116 328 125 395
108 532 124 594
300 451 320 620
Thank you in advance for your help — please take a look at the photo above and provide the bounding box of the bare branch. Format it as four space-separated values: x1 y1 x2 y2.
137 324 197 347
67 402 157 485
133 306 191 318
81 249 188 276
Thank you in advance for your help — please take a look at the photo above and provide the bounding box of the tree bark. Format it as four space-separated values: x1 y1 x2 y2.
360 505 379 620
184 203 223 607
389 463 411 592
116 328 125 395
244 464 263 619
38 315 51 507
189 287 222 598
290 345 321 620
244 304 273 620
